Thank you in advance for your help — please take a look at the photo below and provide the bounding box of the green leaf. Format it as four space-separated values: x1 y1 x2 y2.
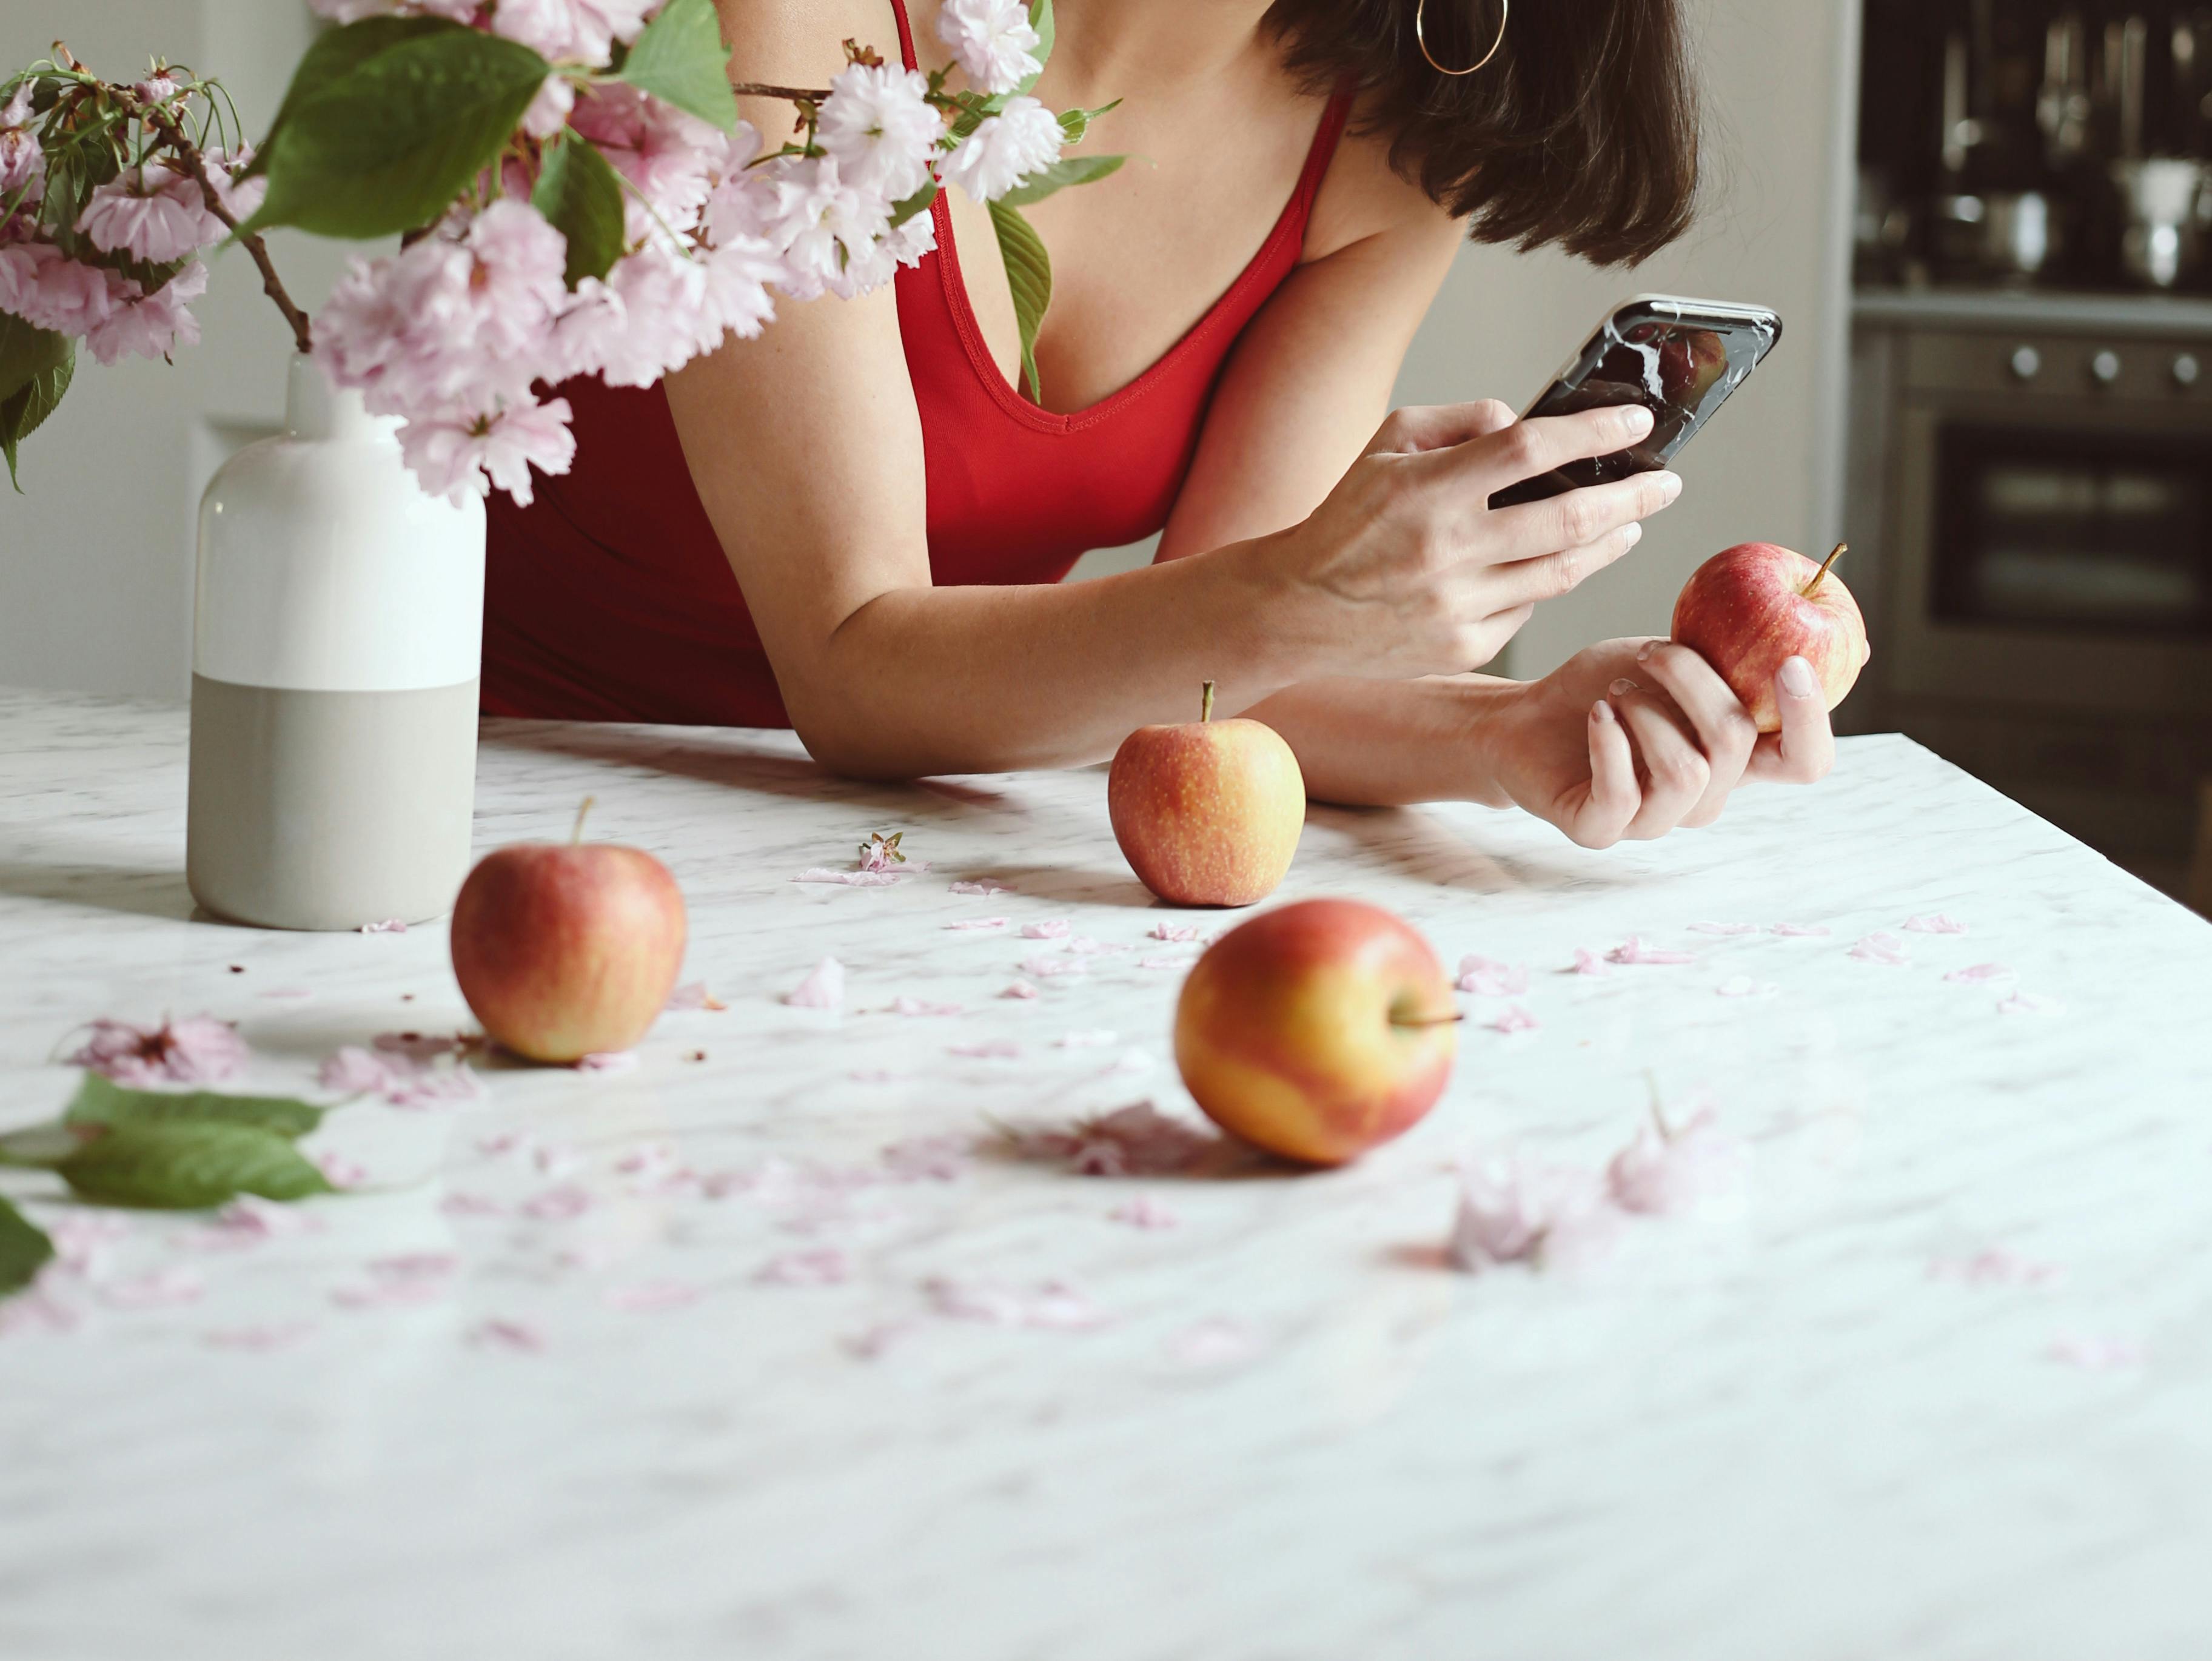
0 314 73 492
620 0 737 132
531 132 626 288
249 15 458 176
244 21 550 240
0 1195 54 1299
63 1072 326 1140
1015 0 1056 96
988 198 1051 404
887 177 939 231
1056 98 1120 146
58 1122 333 1210
998 153 1125 209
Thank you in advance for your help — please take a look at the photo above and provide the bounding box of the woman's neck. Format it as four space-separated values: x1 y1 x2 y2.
1048 0 1279 95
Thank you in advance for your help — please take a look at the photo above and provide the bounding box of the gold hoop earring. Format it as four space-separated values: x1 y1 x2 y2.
1416 0 1509 76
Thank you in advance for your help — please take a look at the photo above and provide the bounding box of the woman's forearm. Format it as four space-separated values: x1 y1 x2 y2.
789 533 1314 777
1244 675 1523 808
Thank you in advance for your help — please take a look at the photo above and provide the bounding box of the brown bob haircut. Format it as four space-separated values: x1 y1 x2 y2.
1265 0 1700 267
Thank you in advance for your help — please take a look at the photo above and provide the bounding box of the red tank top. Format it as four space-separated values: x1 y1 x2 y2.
480 4 1352 726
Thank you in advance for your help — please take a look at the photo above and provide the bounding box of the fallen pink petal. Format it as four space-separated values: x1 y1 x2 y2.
664 981 727 1011
1148 924 1202 942
1136 956 1188 970
1688 922 1760 936
312 1150 370 1189
1020 919 1070 940
1570 948 1610 977
1905 913 1969 935
45 1213 130 1277
573 1050 637 1073
1456 955 1531 996
944 918 1009 932
1999 992 2066 1016
1715 976 1777 999
520 1184 594 1221
1944 963 2014 985
615 1143 680 1179
1771 923 1832 938
880 1136 970 1182
758 1248 853 1287
439 1192 508 1218
888 996 964 1017
1849 932 1911 965
0 1286 80 1338
1449 1156 1621 1272
1000 981 1041 1000
67 1015 249 1087
1606 1107 1750 1216
1108 1195 1181 1230
357 918 407 934
923 1277 1105 1330
1018 956 1087 979
786 956 846 1011
997 1102 1218 1177
1606 937 1695 967
795 868 903 887
469 1318 547 1354
948 879 1012 896
1487 1005 1540 1035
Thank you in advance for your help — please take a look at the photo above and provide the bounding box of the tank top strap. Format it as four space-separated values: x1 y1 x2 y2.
886 0 922 72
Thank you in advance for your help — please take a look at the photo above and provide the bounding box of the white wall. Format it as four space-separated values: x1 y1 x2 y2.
2 0 1858 698
0 0 355 699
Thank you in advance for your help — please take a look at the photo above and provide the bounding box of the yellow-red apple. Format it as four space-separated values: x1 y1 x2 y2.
1108 683 1304 908
1671 542 1871 733
449 802 687 1063
1174 899 1457 1166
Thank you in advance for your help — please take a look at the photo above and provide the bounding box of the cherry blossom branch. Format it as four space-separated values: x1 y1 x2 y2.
138 102 313 355
729 81 833 102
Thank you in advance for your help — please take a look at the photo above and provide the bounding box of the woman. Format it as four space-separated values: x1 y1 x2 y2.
483 0 1835 848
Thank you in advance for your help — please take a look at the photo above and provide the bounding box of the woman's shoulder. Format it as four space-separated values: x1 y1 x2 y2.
716 0 903 84
1302 93 1462 268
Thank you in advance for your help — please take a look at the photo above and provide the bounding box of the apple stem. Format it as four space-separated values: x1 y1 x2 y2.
571 796 595 847
1801 542 1847 599
1390 1012 1466 1030
1201 681 1216 724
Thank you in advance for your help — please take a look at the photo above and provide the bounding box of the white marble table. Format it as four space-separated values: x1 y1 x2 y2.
4 688 2211 1661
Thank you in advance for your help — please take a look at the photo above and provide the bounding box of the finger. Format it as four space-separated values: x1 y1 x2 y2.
1486 469 1683 566
1606 679 1711 839
1745 656 1836 785
1625 640 1759 826
1562 699 1641 848
1442 403 1657 493
1484 520 1646 612
1369 400 1519 458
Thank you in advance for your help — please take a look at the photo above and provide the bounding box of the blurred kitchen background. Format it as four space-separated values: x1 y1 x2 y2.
1 1 2207 908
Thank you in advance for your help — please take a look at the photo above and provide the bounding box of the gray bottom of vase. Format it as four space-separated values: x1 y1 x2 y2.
186 674 480 931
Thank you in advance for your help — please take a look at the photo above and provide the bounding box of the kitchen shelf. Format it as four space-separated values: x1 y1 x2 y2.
1855 286 2212 338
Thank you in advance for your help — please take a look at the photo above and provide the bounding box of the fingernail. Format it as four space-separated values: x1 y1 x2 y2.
1780 656 1817 697
1623 522 1644 548
1635 639 1657 663
1620 406 1656 438
1592 700 1615 723
1655 472 1684 503
1608 677 1638 698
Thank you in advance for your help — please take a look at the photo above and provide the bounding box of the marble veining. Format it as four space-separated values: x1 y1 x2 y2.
2 688 2210 1661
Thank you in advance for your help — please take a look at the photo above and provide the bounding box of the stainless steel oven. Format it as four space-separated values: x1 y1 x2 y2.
1889 329 2212 717
1852 303 2212 894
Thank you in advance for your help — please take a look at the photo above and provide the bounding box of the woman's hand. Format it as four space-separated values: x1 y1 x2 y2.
1477 637 1836 848
1254 400 1685 683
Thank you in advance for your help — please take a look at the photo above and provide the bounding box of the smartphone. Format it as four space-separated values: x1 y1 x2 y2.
1487 295 1783 508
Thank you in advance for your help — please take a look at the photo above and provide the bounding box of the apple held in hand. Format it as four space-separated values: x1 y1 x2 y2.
1671 542 1871 733
450 799 688 1064
1109 683 1305 908
1175 899 1457 1166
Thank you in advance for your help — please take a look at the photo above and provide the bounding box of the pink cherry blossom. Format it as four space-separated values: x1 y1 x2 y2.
395 393 576 507
816 61 941 201
83 261 207 366
1604 1106 1749 1216
0 244 116 337
490 0 653 64
786 950 850 1005
78 170 222 263
570 81 726 238
1456 955 1529 996
761 154 894 300
937 0 1045 94
940 95 1064 202
1606 936 1695 966
1448 1156 1621 1272
0 99 44 203
520 73 577 140
132 73 182 106
67 1014 247 1086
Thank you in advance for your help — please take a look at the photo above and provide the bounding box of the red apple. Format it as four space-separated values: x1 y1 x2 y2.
1108 682 1304 908
1657 327 1731 409
449 801 687 1063
1173 899 1457 1166
1671 541 1871 733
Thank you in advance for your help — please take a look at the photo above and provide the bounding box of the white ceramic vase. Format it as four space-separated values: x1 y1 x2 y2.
186 355 486 931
